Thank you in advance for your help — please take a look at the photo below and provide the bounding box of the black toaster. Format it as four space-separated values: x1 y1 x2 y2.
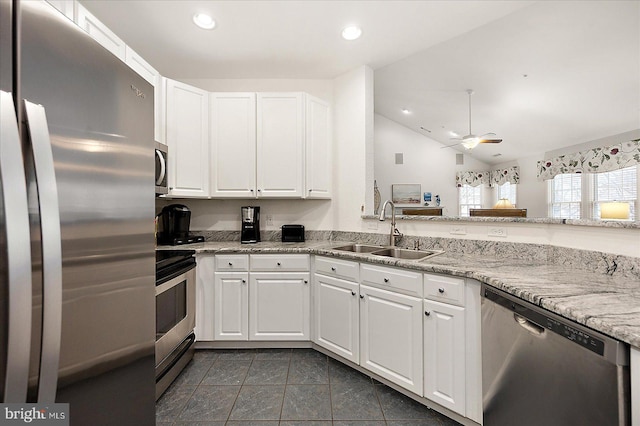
281 224 305 242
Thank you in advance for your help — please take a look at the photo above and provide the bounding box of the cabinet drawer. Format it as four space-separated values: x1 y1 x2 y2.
216 254 249 271
360 263 422 297
250 254 310 271
424 273 465 306
315 256 359 282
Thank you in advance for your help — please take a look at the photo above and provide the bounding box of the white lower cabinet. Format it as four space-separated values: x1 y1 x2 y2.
423 299 466 415
195 254 214 341
359 284 423 395
313 273 359 363
214 272 249 340
249 272 310 340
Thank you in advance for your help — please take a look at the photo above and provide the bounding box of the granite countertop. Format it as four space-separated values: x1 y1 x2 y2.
160 240 640 348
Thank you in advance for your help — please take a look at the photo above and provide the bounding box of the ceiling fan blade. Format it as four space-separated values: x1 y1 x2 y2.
478 132 496 138
440 141 463 149
478 138 502 144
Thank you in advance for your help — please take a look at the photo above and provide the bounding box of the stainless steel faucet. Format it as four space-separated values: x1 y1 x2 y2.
378 200 403 246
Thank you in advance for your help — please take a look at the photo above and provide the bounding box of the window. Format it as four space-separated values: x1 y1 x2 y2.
459 185 482 217
549 173 582 219
593 165 637 220
497 182 517 207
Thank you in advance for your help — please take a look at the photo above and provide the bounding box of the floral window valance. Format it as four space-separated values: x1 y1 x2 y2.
490 166 520 187
456 167 520 188
537 139 640 181
456 171 489 187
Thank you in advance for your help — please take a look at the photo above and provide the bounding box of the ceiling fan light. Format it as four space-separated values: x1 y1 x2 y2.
461 138 480 149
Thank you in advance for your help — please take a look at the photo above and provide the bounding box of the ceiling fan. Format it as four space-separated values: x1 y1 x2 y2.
443 89 502 150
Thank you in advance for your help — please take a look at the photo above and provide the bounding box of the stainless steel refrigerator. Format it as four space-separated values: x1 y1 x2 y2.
1 0 156 424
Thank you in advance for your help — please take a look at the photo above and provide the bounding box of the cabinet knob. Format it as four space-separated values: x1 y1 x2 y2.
250 189 254 192
228 262 233 266
303 280 308 284
277 262 281 266
383 278 389 283
308 189 312 192
242 279 246 284
438 288 445 294
257 189 262 192
360 295 364 299
351 291 356 296
331 267 336 271
425 311 431 316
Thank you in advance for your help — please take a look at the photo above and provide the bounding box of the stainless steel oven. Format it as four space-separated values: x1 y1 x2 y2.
155 141 168 195
155 250 196 399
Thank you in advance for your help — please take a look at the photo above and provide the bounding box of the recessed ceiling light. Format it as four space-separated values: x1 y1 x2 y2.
193 13 216 30
341 26 362 41
449 131 459 138
401 108 411 114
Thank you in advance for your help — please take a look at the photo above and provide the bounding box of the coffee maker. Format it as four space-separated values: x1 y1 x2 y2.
241 206 261 244
157 204 204 245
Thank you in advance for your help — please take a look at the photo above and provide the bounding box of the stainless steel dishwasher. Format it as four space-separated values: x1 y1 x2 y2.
481 284 630 426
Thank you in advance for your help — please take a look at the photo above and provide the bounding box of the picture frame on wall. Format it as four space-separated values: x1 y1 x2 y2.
392 184 421 206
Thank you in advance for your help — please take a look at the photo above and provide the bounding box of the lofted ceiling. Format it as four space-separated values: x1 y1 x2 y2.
81 0 640 165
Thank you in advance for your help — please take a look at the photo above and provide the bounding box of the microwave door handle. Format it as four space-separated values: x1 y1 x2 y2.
156 148 166 185
24 100 63 403
0 91 33 402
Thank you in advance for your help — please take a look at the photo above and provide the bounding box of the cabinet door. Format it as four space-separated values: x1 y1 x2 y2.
423 299 466 415
166 79 209 197
313 274 358 362
360 285 423 394
210 93 257 198
214 272 249 341
195 255 214 341
45 0 74 20
75 3 126 60
256 93 304 198
305 95 331 199
249 272 310 340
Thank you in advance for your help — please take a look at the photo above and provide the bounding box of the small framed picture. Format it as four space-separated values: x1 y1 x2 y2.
392 184 421 205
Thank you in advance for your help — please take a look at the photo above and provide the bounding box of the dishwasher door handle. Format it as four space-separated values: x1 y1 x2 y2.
514 313 545 335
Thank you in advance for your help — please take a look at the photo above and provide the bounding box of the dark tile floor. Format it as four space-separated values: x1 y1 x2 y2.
156 348 462 426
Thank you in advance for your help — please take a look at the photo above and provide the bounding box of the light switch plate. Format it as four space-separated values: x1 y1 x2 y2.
266 215 274 226
488 227 507 237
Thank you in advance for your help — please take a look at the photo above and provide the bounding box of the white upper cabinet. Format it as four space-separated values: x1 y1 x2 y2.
305 95 331 199
45 0 74 20
210 93 257 198
165 79 209 197
256 93 304 198
75 3 126 61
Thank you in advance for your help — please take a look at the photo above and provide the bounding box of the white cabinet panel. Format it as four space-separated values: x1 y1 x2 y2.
210 93 257 198
313 273 359 363
360 284 423 394
314 256 359 282
424 273 465 306
124 46 158 86
75 3 126 60
195 255 214 341
250 254 309 272
305 95 331 199
249 272 310 340
215 254 249 272
166 79 209 197
214 272 249 340
45 0 74 20
423 299 466 416
256 93 304 198
361 263 423 298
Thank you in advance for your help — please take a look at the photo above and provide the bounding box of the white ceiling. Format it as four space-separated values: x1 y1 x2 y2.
81 0 640 165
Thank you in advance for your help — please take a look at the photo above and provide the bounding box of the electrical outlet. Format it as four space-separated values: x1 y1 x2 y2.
488 227 507 237
450 226 467 235
367 222 378 230
266 215 274 226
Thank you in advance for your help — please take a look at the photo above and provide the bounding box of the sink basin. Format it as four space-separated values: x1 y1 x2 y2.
371 248 443 260
331 244 384 253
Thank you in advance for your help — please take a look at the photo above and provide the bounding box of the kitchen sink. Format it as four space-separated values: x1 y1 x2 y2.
331 244 385 253
370 248 443 260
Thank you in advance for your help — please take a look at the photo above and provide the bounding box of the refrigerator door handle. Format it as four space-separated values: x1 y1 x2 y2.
23 100 63 403
0 91 33 402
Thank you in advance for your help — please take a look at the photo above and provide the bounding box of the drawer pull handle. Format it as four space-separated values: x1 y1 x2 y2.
425 311 431 316
331 267 336 271
383 278 389 283
351 291 356 296
438 288 445 293
277 262 281 266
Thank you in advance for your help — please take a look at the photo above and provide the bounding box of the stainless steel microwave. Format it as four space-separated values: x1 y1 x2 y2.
155 142 168 195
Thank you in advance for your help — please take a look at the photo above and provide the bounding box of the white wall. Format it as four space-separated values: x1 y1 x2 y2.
374 114 491 216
